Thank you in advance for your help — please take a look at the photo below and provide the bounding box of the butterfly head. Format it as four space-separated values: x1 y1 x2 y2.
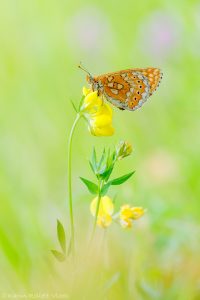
86 74 95 85
78 63 93 81
78 63 102 93
85 74 98 90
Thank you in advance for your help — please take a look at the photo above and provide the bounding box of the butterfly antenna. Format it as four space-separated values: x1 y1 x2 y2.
78 62 93 78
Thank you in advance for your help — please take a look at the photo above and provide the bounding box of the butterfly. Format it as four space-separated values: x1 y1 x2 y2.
79 65 163 111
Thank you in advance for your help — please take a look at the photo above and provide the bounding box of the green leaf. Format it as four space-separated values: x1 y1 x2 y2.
57 220 66 253
100 182 112 196
104 166 114 182
90 147 97 174
89 161 95 173
80 177 98 194
97 148 106 170
78 95 85 110
101 171 135 195
51 250 66 262
99 149 116 181
106 149 111 167
70 100 78 113
110 171 135 185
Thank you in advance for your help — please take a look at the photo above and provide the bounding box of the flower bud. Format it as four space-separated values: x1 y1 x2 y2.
116 141 132 160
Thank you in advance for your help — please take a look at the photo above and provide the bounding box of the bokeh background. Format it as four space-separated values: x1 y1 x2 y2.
1 0 200 299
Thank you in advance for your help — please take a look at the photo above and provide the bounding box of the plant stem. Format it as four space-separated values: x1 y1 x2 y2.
67 113 81 254
91 180 102 240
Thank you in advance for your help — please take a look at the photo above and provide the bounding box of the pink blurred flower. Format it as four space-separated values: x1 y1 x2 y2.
137 11 183 59
66 7 114 54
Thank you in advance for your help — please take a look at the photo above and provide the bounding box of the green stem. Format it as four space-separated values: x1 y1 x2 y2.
67 113 81 254
91 180 103 240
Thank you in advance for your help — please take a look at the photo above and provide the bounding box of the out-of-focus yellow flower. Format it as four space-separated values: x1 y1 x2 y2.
120 218 132 229
80 87 114 137
116 141 132 160
131 207 145 220
90 196 114 228
119 205 144 228
95 214 112 228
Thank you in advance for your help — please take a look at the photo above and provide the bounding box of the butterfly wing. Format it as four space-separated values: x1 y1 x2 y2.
97 69 155 111
94 67 162 111
133 68 163 96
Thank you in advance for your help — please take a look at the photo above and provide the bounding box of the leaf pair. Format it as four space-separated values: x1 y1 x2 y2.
101 171 135 195
80 171 135 197
71 95 85 113
90 147 105 175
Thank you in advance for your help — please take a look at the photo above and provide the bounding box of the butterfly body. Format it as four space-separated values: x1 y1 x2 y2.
86 68 163 111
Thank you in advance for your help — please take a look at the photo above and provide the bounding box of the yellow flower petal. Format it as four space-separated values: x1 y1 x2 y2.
90 196 114 216
131 207 145 220
91 114 112 127
120 218 133 229
97 214 112 228
80 87 114 137
82 91 102 113
82 86 92 96
120 205 134 220
89 124 114 136
94 102 113 117
119 205 145 228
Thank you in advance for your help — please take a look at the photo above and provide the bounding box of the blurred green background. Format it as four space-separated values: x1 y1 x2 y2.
1 0 200 299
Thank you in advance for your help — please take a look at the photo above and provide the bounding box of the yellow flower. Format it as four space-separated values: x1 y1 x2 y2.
95 214 112 228
131 207 145 220
90 196 114 228
120 205 145 228
116 141 133 160
81 90 102 115
83 86 91 96
120 218 132 229
81 87 114 137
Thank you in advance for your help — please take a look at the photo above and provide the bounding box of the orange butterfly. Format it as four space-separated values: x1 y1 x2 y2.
79 65 163 111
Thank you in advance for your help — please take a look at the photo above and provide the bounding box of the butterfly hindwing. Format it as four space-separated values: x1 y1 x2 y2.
135 68 163 96
97 70 151 111
89 67 162 111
